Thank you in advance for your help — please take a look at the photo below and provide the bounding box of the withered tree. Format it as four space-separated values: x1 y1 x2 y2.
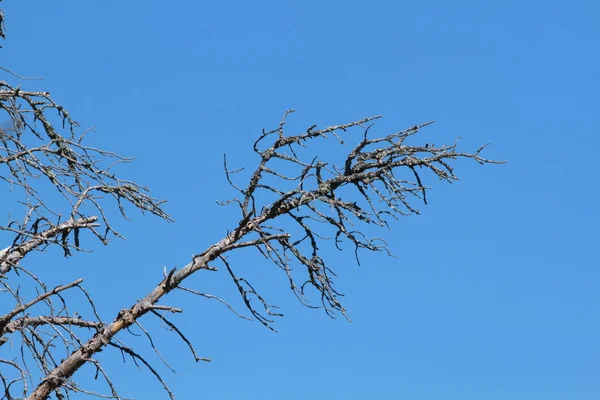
0 6 503 400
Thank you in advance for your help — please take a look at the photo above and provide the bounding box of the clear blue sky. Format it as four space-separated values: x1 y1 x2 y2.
2 1 599 399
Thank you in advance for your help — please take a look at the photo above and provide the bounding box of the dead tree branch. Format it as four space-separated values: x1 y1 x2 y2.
1 6 503 398
24 110 503 399
1 12 173 396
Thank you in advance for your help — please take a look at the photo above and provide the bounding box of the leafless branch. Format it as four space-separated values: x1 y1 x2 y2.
20 110 502 399
1 23 172 396
0 81 171 278
2 6 501 398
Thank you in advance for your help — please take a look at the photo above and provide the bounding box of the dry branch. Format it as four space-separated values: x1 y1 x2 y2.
21 110 502 399
1 9 502 397
1 21 172 395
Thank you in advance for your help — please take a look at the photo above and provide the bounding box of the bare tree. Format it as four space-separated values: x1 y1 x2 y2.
0 6 503 400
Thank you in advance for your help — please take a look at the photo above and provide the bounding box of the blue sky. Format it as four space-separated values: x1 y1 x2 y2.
2 1 599 399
